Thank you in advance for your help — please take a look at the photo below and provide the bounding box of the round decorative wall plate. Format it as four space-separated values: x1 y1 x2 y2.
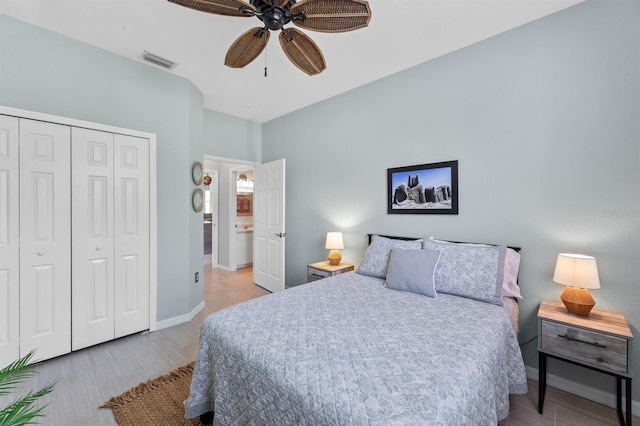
192 161 204 185
192 188 204 212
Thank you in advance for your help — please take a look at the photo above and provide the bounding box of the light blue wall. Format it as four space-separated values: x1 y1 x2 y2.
189 93 205 311
262 0 639 398
0 14 204 320
204 108 261 161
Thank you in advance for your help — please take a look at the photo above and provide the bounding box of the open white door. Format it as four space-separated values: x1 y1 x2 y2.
253 159 285 292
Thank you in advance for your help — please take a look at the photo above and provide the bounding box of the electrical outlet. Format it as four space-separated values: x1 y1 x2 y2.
195 272 199 283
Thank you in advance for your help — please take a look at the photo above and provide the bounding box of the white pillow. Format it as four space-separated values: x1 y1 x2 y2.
502 248 522 299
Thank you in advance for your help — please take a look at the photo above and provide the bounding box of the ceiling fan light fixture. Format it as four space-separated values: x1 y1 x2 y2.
140 51 177 70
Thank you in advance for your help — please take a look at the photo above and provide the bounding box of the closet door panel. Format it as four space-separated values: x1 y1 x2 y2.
114 134 150 337
19 119 71 361
71 128 115 351
0 115 19 368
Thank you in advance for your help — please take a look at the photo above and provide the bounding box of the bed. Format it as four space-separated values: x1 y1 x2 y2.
185 235 528 425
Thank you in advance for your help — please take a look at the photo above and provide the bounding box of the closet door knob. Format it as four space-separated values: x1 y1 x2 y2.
37 250 44 256
96 246 103 251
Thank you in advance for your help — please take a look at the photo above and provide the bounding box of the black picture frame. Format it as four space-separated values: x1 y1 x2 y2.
387 160 458 214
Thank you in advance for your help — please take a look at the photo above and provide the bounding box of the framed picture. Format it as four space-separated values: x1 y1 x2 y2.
237 194 253 216
387 160 458 214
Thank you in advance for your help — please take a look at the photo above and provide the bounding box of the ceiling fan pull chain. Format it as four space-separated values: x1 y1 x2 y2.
264 37 268 77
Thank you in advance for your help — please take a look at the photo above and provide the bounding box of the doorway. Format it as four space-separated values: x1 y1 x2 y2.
202 156 286 293
203 156 258 272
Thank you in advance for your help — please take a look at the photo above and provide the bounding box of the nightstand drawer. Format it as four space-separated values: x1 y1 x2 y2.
540 320 628 374
308 267 331 281
307 262 354 283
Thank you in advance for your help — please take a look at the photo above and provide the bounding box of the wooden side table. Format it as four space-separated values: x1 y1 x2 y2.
307 261 354 283
537 300 633 425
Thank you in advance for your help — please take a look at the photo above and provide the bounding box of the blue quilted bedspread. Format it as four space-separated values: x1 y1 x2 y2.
185 272 528 425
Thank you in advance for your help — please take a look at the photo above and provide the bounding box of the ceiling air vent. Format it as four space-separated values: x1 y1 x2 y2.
140 51 177 70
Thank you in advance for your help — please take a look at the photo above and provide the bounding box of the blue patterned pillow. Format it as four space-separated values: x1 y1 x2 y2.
424 240 506 306
385 248 440 298
357 235 423 279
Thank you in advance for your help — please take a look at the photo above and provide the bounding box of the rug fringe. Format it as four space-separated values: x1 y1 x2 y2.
100 361 195 409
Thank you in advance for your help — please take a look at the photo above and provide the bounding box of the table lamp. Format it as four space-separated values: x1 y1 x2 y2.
553 253 601 316
325 232 344 266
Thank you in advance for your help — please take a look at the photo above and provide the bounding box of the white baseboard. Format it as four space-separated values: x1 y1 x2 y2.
526 366 638 416
215 265 233 272
155 301 206 330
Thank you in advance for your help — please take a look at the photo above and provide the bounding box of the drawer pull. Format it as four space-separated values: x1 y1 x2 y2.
558 333 607 349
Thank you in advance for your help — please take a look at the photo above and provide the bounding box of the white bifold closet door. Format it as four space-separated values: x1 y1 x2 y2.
113 134 150 338
71 128 115 350
72 128 149 351
0 115 20 367
19 119 72 361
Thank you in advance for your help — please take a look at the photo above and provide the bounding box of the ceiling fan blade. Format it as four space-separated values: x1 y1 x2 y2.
290 0 371 33
168 0 256 17
279 28 326 76
225 27 270 68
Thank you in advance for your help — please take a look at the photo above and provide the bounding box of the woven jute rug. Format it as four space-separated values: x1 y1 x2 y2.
101 361 210 426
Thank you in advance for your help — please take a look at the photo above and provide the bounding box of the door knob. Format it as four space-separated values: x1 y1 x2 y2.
96 246 103 251
275 232 286 238
37 250 44 256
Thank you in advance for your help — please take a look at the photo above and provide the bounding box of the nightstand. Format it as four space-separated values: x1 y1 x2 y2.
307 261 354 282
537 300 633 425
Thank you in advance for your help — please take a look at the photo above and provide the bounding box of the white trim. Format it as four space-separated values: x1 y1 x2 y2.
204 170 219 267
155 301 205 330
215 264 234 272
1 105 159 334
148 138 158 331
204 154 259 166
526 366 639 416
0 105 155 140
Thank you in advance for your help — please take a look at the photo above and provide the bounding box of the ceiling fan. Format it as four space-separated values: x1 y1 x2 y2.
168 0 372 75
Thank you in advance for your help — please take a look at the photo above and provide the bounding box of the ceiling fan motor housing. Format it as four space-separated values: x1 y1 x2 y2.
265 8 285 30
252 0 297 31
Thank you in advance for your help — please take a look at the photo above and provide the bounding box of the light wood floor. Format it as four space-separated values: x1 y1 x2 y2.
1 266 635 425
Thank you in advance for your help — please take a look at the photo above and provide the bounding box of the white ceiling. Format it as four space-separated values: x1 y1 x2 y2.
0 0 584 123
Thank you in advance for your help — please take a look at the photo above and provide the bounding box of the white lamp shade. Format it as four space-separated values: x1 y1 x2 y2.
325 232 344 250
553 253 600 290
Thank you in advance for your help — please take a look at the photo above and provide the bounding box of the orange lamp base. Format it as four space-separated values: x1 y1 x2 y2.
560 286 596 316
327 250 342 266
